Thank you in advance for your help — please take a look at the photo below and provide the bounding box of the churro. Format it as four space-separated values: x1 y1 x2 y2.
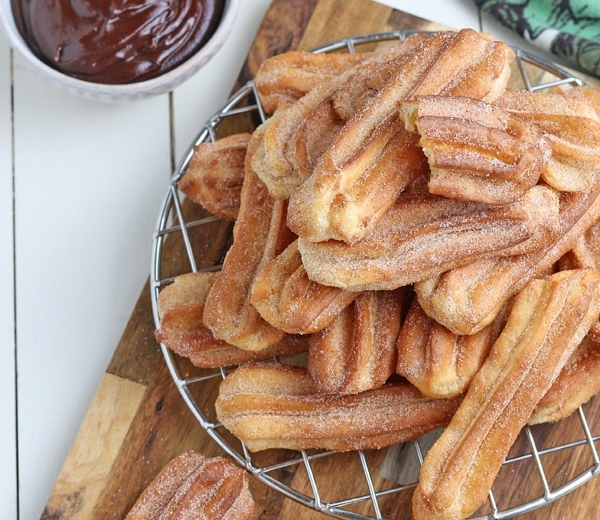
254 51 369 114
497 88 600 192
216 363 462 452
126 451 255 520
178 133 250 221
155 272 308 368
413 269 600 520
415 179 600 335
251 36 428 199
396 296 506 399
250 240 358 334
203 132 295 350
530 334 600 425
402 95 551 205
307 288 405 395
298 185 556 291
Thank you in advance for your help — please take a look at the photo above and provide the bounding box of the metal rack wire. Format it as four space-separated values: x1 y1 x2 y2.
150 31 600 519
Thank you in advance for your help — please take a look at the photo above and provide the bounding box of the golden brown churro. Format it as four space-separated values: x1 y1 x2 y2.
203 133 295 350
254 51 369 114
307 288 405 395
497 89 600 193
402 95 551 205
126 451 255 520
155 272 308 368
529 334 600 425
215 363 462 452
289 34 432 183
415 179 600 335
250 239 358 334
413 269 600 520
251 36 427 199
560 215 600 341
298 185 556 291
178 133 250 221
396 296 506 399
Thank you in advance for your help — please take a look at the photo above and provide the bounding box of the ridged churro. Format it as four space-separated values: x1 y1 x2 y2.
203 132 295 350
299 185 556 291
126 451 255 520
402 95 551 205
216 363 462 452
415 179 600 335
178 133 250 221
396 296 506 399
413 269 600 520
497 89 600 192
289 34 431 182
307 288 405 395
250 239 358 334
529 334 600 425
254 51 369 114
155 272 308 368
251 36 428 199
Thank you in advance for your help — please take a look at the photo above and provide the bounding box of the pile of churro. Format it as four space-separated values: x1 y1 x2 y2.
155 29 600 520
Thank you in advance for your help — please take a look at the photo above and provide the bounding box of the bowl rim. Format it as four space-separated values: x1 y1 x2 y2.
0 0 239 96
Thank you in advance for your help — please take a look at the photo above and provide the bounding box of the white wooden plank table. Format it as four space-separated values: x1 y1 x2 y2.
1 21 17 520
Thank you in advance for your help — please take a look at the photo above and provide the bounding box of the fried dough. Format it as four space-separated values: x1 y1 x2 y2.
203 133 295 350
290 35 431 181
402 95 551 205
298 185 557 291
529 334 600 425
287 29 515 244
561 213 600 341
415 180 600 335
413 269 600 520
155 272 308 368
307 288 405 395
396 296 506 399
251 37 427 199
178 133 250 221
250 239 358 334
126 451 255 520
215 363 461 452
255 51 369 114
497 89 600 192
566 84 600 116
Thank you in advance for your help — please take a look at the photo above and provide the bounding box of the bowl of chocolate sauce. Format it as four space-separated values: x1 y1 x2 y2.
0 0 238 101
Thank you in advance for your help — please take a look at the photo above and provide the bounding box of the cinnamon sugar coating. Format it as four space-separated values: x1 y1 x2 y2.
126 451 255 520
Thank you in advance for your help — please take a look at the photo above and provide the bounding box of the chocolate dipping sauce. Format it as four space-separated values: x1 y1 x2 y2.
11 0 225 84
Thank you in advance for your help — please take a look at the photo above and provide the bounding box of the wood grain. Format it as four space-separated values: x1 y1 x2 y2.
42 0 600 519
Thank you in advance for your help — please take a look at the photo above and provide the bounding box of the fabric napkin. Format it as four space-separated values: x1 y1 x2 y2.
475 0 600 78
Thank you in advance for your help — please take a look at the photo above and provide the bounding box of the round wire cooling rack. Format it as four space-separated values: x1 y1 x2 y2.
150 31 600 520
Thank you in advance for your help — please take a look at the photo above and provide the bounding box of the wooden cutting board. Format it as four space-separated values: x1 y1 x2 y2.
42 0 600 518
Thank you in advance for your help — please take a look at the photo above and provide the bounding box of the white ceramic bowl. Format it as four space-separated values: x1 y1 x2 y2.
0 0 239 102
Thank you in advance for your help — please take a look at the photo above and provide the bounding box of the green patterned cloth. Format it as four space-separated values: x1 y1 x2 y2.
475 0 600 78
